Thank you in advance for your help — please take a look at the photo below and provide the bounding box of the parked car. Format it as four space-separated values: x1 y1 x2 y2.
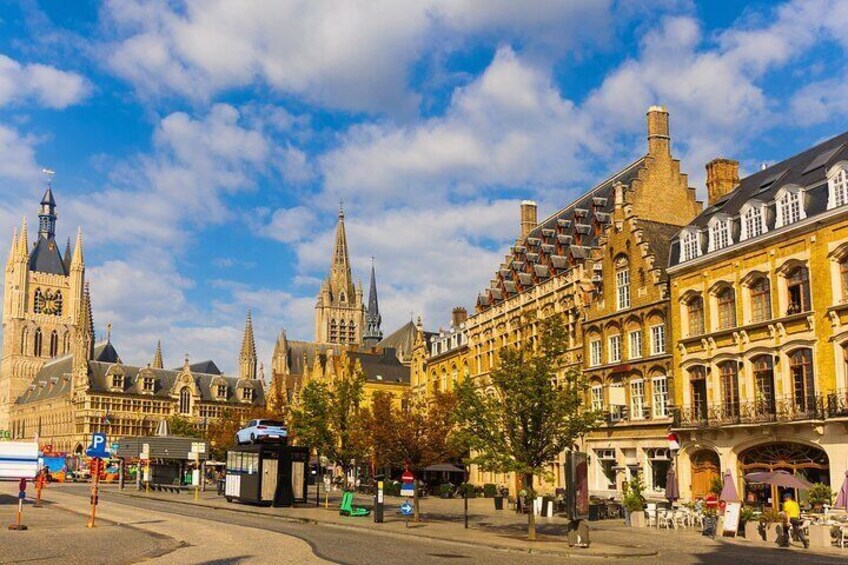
236 419 288 445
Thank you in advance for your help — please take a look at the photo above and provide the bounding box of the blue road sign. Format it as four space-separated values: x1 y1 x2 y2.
85 432 110 458
18 491 26 500
400 502 413 516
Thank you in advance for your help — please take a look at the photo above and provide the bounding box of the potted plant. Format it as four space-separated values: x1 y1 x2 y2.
806 483 833 512
622 476 646 527
493 484 507 510
439 483 454 499
739 505 756 538
459 483 476 499
483 483 497 498
757 508 781 542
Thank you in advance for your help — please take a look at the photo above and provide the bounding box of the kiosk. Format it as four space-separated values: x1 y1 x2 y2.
224 444 309 507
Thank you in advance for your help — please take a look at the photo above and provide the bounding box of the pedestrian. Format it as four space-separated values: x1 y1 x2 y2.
778 492 808 548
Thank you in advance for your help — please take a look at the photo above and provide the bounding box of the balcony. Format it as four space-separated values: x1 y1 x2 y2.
673 390 848 429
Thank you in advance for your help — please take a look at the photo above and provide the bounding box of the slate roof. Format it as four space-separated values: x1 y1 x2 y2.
375 321 419 362
669 131 848 267
28 237 67 275
347 350 410 384
637 220 683 279
283 340 343 375
476 158 645 311
171 360 222 375
15 342 121 404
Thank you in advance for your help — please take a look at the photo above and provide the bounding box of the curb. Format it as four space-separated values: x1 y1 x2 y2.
111 490 658 559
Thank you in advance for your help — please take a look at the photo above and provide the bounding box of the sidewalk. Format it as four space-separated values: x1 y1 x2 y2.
102 484 659 559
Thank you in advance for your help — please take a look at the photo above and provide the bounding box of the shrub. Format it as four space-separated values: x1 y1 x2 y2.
384 481 401 496
709 475 723 498
740 505 756 522
622 475 646 512
483 483 497 498
459 483 477 498
806 483 834 507
439 483 454 498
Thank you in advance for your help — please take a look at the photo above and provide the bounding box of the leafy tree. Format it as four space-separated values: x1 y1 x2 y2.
204 406 283 461
454 313 601 540
289 358 367 489
360 390 457 521
354 390 395 478
168 415 202 438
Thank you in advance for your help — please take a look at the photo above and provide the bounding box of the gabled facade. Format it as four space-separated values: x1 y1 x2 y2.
411 308 470 400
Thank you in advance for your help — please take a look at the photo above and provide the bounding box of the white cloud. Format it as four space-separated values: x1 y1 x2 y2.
0 53 90 109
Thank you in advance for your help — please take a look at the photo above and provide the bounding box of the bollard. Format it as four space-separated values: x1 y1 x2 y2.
8 478 27 531
373 480 384 523
87 458 101 528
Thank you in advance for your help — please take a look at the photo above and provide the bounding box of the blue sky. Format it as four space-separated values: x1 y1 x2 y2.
1 0 847 374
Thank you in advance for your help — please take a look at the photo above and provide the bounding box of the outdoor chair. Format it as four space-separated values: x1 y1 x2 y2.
339 491 370 517
645 509 658 528
839 525 848 548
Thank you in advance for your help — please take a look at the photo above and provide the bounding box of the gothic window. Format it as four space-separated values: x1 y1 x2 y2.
33 288 43 314
20 328 28 355
339 320 347 344
62 332 70 354
750 277 772 322
348 321 356 342
719 362 740 418
179 387 191 415
329 319 338 342
680 229 701 262
776 187 805 227
687 295 705 336
49 330 58 357
33 328 43 357
827 165 848 209
785 266 811 314
716 287 736 329
615 256 630 310
789 349 815 413
708 217 732 252
740 202 767 240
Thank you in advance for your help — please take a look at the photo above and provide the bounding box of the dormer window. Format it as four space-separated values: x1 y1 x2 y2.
680 229 701 262
740 201 767 241
242 387 254 401
111 374 124 389
707 216 733 252
142 377 155 392
775 186 805 227
216 384 228 399
827 164 848 209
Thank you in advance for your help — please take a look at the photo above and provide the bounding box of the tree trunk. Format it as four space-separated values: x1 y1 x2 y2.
413 478 421 522
525 472 536 541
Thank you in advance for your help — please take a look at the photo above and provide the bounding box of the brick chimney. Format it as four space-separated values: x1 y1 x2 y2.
451 307 468 328
705 158 739 205
520 200 537 239
646 105 670 155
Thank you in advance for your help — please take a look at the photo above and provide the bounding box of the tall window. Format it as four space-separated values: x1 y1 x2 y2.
49 330 58 357
33 328 42 357
741 203 766 240
339 320 347 344
608 335 622 364
179 386 191 415
753 356 775 416
750 277 772 322
589 339 602 367
708 218 732 251
687 296 705 336
841 257 848 302
329 319 338 342
590 384 603 412
630 379 645 420
628 330 643 359
20 328 28 355
786 266 811 314
789 349 815 413
777 189 803 227
717 287 736 329
652 376 669 418
111 374 124 389
719 362 740 418
650 324 666 355
689 367 708 420
616 262 631 310
828 166 848 209
681 230 701 261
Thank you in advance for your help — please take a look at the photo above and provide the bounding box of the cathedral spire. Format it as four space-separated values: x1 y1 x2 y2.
70 227 84 271
63 237 72 272
363 258 383 347
329 203 353 295
17 218 28 259
239 309 257 379
152 340 164 369
6 228 17 270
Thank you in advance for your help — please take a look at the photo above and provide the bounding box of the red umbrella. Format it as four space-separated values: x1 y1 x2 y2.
744 470 812 490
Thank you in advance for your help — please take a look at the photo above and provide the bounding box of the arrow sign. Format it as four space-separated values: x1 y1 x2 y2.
85 432 110 459
400 502 413 516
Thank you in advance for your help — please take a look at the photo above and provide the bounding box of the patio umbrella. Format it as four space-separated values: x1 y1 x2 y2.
744 470 813 490
665 465 679 502
720 469 739 503
835 471 848 509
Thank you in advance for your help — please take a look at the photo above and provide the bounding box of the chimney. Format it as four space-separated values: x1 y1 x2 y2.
520 200 537 239
451 307 468 328
705 158 739 205
646 105 670 155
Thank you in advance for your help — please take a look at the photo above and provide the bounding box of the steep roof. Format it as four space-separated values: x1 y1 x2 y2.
348 350 410 384
375 321 418 361
28 237 67 275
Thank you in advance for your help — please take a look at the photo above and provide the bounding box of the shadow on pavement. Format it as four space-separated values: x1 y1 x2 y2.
695 541 846 565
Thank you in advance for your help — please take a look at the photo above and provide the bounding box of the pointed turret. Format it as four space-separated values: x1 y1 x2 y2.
72 282 94 385
63 237 72 272
239 310 257 379
329 204 354 299
6 229 17 270
70 227 84 271
38 183 57 239
363 259 383 347
17 218 28 259
152 340 164 369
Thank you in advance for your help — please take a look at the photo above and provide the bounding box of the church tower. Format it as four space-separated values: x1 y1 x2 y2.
0 178 86 428
314 205 365 345
239 310 257 379
362 259 382 347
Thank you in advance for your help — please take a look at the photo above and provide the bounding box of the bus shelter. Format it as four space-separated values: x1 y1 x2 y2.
224 444 309 507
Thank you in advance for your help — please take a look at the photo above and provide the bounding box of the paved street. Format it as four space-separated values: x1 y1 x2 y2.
4 483 843 565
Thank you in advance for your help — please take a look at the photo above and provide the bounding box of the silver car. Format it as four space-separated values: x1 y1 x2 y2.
235 419 288 445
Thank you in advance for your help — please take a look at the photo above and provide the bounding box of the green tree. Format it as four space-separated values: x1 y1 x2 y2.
289 359 367 489
454 313 601 540
168 414 202 438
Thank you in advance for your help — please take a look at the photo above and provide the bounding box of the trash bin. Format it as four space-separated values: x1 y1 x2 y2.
494 496 504 510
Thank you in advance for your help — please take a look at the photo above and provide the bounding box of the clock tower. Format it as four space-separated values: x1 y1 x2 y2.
0 180 86 429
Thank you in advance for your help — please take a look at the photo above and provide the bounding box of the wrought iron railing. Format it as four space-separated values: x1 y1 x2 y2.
672 391 848 428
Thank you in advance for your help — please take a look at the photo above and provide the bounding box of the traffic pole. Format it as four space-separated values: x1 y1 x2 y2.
87 458 100 528
9 478 27 531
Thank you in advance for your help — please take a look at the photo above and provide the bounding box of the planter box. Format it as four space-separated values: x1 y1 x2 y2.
744 521 760 540
763 523 780 543
629 511 646 528
808 524 832 548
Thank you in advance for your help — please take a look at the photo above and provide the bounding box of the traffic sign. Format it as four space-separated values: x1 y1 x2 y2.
18 491 25 500
400 502 413 516
86 432 110 458
401 470 414 482
18 478 26 492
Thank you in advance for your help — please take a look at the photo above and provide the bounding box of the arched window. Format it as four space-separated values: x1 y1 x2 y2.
329 319 338 342
33 288 43 314
348 322 356 342
776 188 805 227
740 202 767 240
841 257 848 302
752 355 775 417
689 366 708 421
718 362 740 419
62 332 69 354
49 331 58 357
827 165 848 209
440 369 447 392
451 366 458 387
33 328 43 357
789 349 815 414
750 277 772 322
708 217 732 252
717 287 736 329
680 229 701 262
179 387 191 415
687 296 705 336
786 266 811 314
20 328 28 355
615 256 630 310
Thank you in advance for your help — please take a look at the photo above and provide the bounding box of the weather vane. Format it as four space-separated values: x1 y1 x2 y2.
42 168 55 186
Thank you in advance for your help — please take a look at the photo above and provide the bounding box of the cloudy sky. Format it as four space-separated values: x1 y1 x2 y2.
1 0 847 374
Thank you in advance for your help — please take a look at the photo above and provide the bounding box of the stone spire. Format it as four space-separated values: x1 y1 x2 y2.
6 228 17 270
239 310 257 379
152 340 164 369
17 218 28 259
38 181 57 239
329 203 354 299
70 227 84 271
63 237 72 272
363 258 383 347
